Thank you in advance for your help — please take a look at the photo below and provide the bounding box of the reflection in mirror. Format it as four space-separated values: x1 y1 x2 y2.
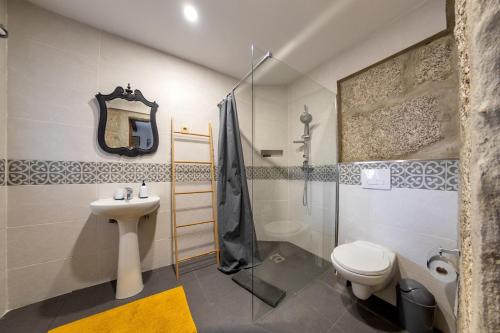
96 85 159 157
104 99 153 149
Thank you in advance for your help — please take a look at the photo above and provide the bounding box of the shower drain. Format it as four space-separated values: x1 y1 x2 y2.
269 253 286 264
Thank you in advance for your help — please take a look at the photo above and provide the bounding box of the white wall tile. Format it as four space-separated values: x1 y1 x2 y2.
8 74 96 128
7 36 98 104
338 184 458 332
339 185 458 243
0 269 6 317
7 219 96 268
141 239 172 272
7 118 97 161
0 189 6 230
139 210 171 242
7 0 101 60
8 258 75 308
8 185 97 227
252 180 288 201
96 247 118 283
0 229 5 272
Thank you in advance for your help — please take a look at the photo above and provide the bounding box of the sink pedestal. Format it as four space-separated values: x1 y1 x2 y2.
116 217 144 299
89 196 160 299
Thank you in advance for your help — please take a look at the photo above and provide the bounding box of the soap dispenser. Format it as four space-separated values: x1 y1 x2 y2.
139 181 148 198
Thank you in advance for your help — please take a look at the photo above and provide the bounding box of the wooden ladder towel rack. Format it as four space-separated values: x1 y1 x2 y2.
170 119 220 280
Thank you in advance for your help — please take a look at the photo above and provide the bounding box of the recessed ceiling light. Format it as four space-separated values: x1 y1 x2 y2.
183 4 198 23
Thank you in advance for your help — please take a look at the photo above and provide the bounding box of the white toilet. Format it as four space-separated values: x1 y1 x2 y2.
331 241 396 300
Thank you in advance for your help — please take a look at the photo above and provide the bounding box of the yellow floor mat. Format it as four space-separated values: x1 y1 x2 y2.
49 286 197 333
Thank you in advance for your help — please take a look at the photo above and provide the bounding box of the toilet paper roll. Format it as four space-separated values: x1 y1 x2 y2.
428 257 457 283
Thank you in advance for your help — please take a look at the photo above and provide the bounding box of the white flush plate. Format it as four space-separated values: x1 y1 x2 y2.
361 168 391 190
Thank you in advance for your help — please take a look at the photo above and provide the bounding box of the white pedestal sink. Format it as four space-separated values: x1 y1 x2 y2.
90 196 160 299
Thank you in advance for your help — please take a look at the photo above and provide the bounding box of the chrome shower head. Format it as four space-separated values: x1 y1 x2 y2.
300 105 312 124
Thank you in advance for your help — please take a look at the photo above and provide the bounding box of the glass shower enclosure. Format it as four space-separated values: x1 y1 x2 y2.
245 47 338 321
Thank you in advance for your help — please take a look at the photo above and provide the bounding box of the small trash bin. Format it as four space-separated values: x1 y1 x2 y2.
397 279 436 333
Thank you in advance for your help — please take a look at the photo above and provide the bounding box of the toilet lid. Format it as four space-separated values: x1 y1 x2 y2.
333 241 392 276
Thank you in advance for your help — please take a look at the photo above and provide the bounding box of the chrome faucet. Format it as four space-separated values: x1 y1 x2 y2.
125 187 133 200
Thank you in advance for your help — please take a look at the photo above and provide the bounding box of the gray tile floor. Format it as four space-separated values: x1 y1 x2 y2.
0 262 404 333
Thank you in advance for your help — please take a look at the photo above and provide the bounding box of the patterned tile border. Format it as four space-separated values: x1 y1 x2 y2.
248 165 337 182
7 160 172 185
0 159 5 186
248 166 289 180
288 165 338 182
4 159 459 191
339 159 459 191
5 159 338 185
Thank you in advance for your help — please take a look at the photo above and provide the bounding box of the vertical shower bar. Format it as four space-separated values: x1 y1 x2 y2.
334 96 340 247
250 44 256 323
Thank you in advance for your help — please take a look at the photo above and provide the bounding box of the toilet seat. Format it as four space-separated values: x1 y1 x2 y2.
332 241 392 276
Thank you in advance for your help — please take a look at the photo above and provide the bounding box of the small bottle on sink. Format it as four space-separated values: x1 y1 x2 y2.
139 180 148 198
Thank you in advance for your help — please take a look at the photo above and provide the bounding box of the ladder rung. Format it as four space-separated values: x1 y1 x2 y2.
175 190 213 195
173 131 210 138
176 220 214 228
179 250 217 263
174 160 211 164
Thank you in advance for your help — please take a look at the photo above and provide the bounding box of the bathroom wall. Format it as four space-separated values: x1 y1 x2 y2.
5 0 235 310
306 2 458 332
251 86 290 240
286 78 336 260
0 0 7 317
339 161 458 332
308 0 448 93
1 0 460 322
249 69 337 262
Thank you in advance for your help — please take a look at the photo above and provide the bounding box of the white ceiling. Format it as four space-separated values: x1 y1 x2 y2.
28 0 431 80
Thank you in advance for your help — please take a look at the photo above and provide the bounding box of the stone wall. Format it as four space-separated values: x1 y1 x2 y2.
339 34 460 162
0 0 7 318
455 0 500 332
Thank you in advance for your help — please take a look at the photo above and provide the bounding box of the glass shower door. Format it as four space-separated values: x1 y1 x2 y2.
250 47 338 321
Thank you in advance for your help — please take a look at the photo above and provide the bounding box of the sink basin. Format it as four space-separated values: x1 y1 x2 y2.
90 196 160 299
90 197 160 220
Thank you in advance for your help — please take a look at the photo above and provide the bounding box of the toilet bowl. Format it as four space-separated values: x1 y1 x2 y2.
331 241 396 300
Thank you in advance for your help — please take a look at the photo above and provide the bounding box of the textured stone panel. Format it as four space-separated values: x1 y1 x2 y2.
342 96 441 161
341 55 405 112
339 32 458 162
455 0 500 331
415 35 454 84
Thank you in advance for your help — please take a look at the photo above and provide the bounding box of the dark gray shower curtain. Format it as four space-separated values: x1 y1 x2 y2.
217 92 260 274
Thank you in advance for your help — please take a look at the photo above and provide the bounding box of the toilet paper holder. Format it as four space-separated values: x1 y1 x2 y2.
437 247 460 257
427 247 460 282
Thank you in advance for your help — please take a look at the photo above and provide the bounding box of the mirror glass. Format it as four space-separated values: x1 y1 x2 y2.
96 85 159 156
104 99 154 150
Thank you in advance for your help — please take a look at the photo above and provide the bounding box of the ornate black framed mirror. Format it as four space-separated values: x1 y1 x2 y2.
95 84 159 157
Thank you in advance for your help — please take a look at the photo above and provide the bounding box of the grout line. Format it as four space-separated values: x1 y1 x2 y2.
328 303 352 332
191 269 211 304
7 257 66 272
7 219 90 229
7 115 96 130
